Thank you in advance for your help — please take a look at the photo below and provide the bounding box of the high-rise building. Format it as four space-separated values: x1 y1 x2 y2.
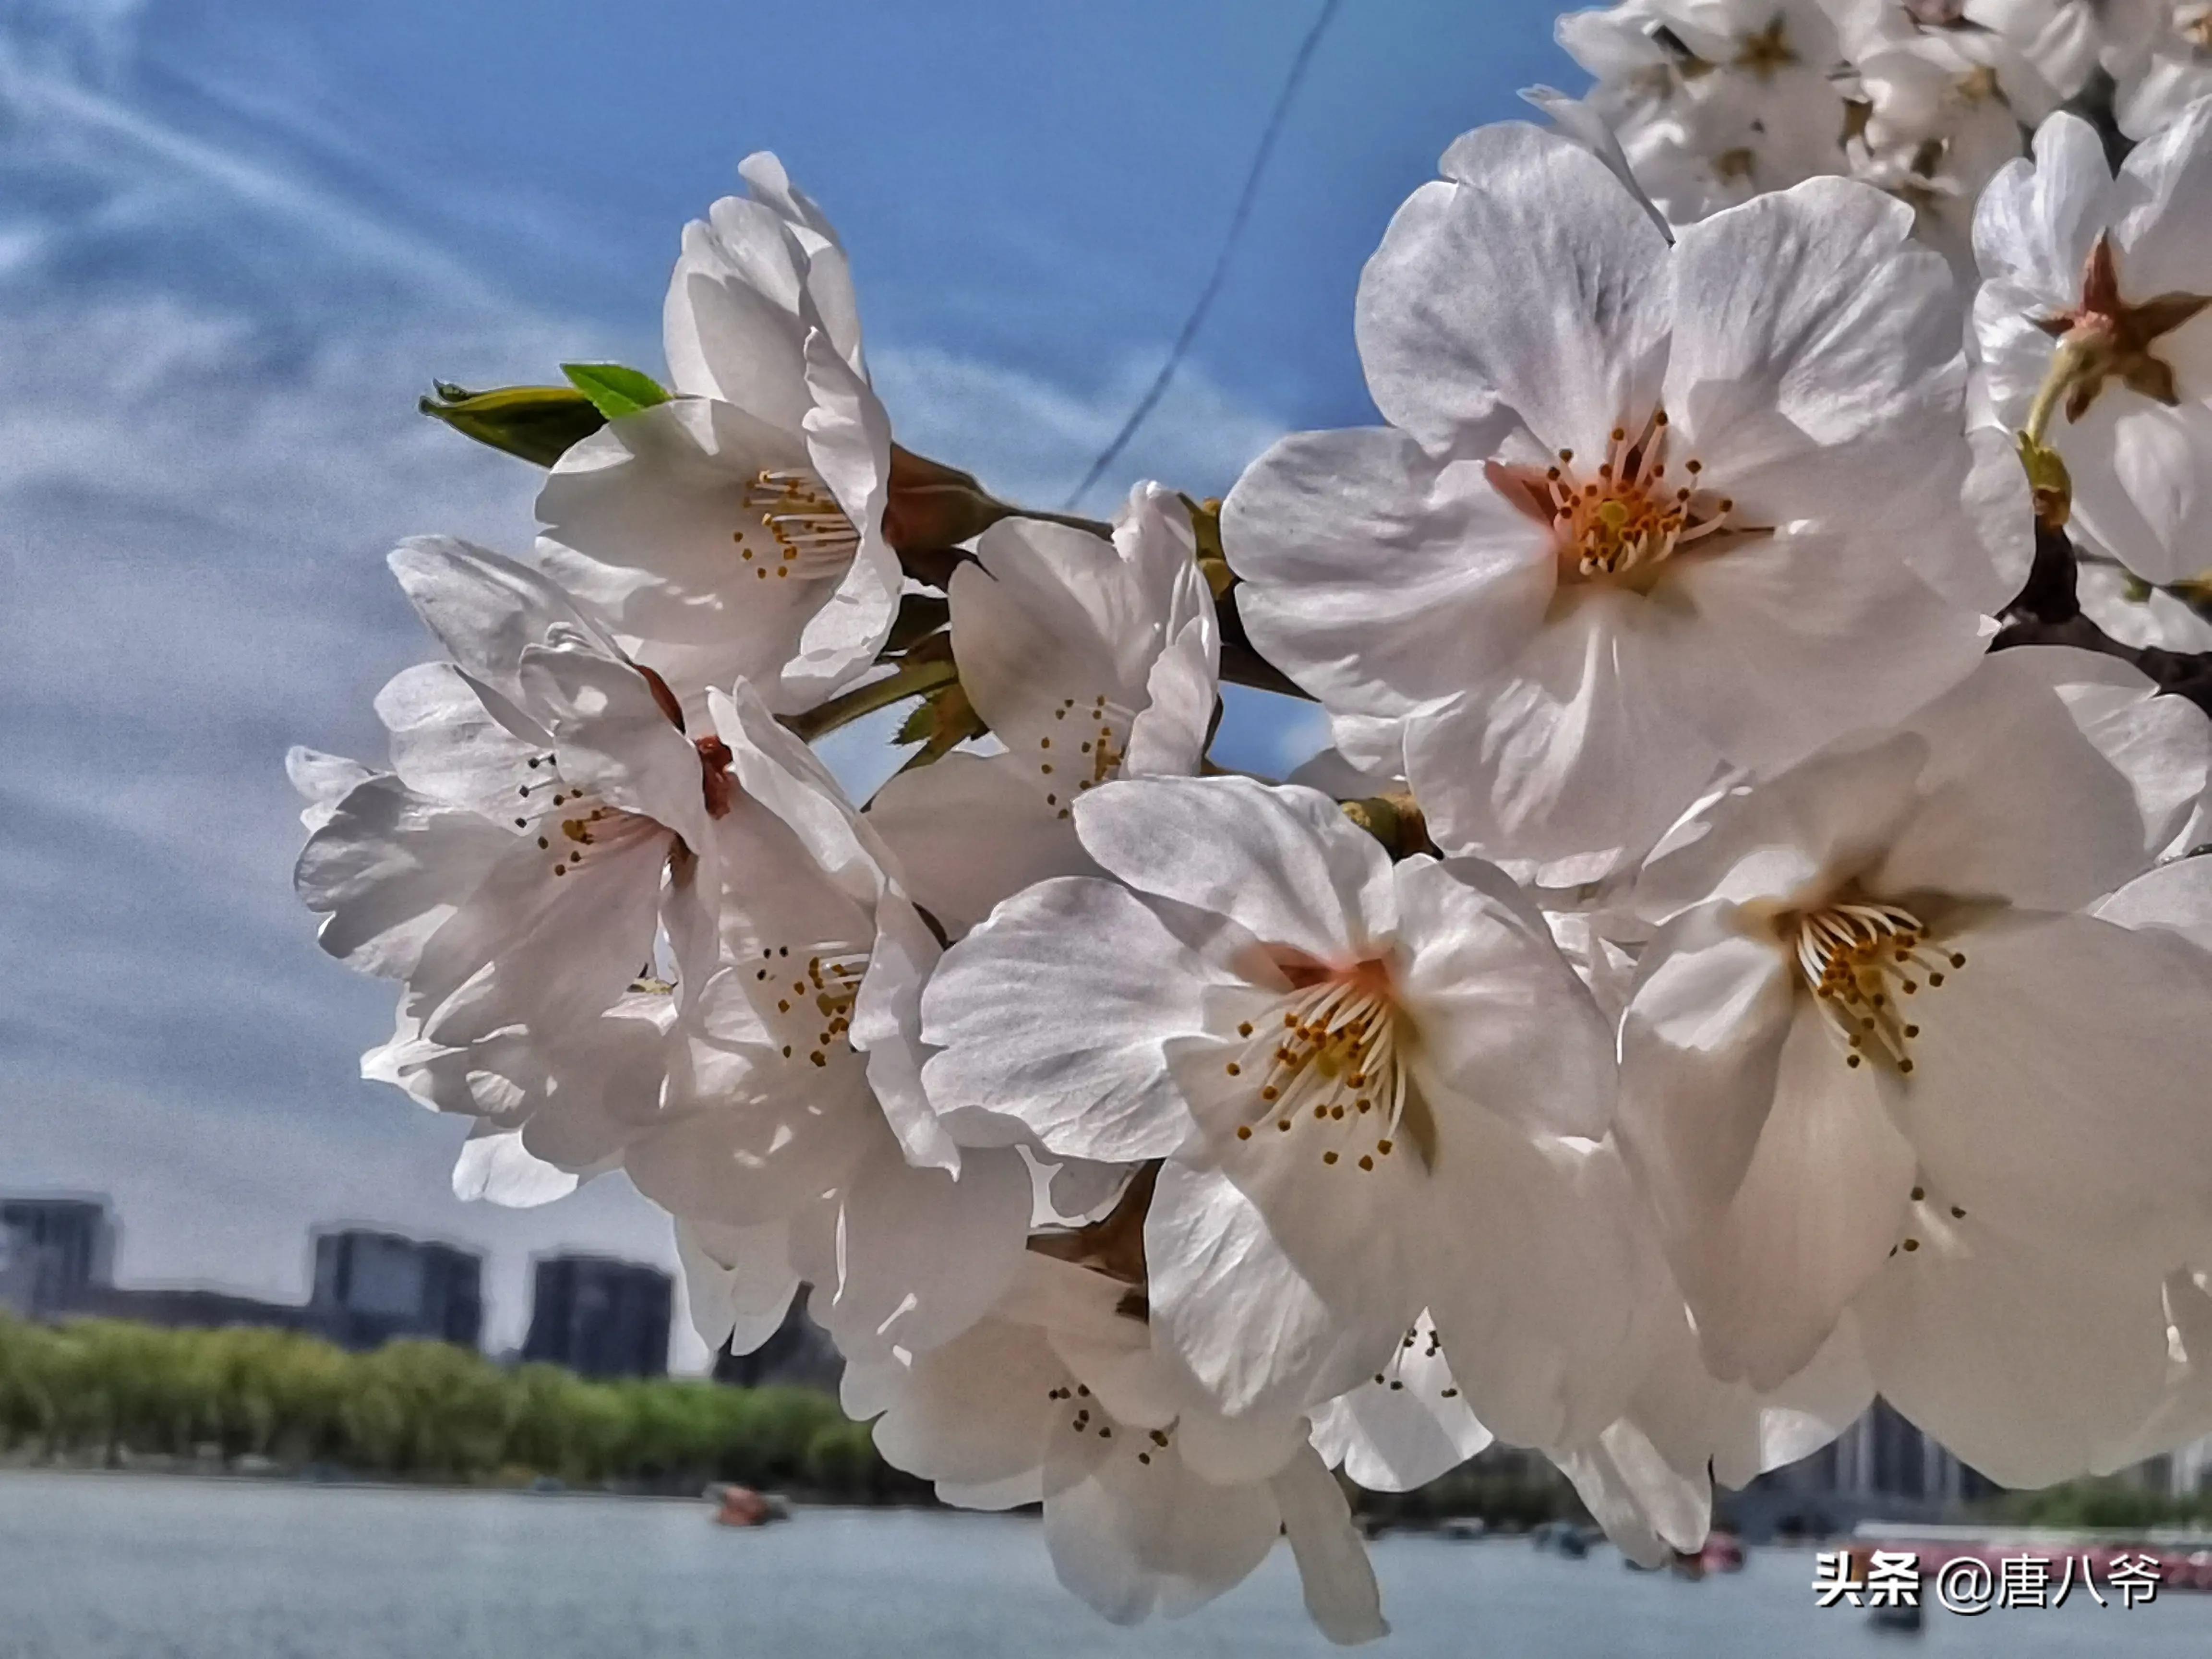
0 1197 116 1311
310 1229 483 1351
521 1254 673 1378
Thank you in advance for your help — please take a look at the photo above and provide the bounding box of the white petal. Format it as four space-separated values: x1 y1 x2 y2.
1855 1214 2176 1488
1556 1416 1711 1567
294 776 513 981
533 399 863 703
1972 112 2112 306
1425 1131 1663 1448
1272 1446 1388 1646
2112 96 2212 297
1042 1427 1281 1625
1616 906 1801 1239
2092 854 2212 950
674 1216 799 1355
373 662 538 820
866 752 1093 939
856 1313 1059 1508
1891 907 2212 1256
1878 649 2180 912
1658 1005 1915 1390
1310 1310 1492 1491
1358 122 1670 452
1650 529 1985 774
1393 856 1618 1140
1406 594 1725 886
814 1137 1031 1363
1666 178 1964 526
1629 733 1929 925
1145 1162 1414 1419
921 877 1220 1161
1223 427 1554 719
517 636 709 853
951 515 1181 754
450 1124 580 1209
1073 776 1397 961
409 813 669 1046
787 326 901 706
385 536 616 738
286 746 375 831
850 892 960 1174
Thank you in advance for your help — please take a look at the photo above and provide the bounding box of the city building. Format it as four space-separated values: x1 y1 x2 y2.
309 1228 483 1351
712 1285 843 1393
521 1254 673 1378
0 1196 116 1311
1 1194 305 1332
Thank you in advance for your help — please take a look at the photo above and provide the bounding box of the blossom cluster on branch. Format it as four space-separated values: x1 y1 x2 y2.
293 36 2212 1642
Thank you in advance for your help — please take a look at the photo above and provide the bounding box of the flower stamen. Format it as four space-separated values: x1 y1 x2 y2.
1491 409 1734 585
1790 901 1964 1073
1221 960 1416 1169
740 470 862 582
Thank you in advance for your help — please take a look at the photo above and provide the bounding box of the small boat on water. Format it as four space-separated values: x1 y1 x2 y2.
709 1485 792 1527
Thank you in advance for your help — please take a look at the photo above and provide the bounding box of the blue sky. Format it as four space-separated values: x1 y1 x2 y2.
0 0 1574 1364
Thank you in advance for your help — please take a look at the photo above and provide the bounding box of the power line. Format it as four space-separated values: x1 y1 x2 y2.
1063 0 1344 509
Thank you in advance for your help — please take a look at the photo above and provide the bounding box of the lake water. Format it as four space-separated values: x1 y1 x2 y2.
2 1471 2207 1658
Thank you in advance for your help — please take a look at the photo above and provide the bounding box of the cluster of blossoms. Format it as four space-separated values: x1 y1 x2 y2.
292 53 2212 1644
1552 0 2212 273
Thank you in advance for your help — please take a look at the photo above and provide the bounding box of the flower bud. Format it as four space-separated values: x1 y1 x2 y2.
883 445 1019 556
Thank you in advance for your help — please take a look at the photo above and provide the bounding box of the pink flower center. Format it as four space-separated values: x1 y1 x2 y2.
1490 409 1734 586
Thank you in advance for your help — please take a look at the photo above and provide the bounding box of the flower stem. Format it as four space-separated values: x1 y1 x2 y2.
783 655 961 743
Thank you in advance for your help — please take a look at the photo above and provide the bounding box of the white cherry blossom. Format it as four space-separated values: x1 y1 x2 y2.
2107 0 2212 138
1975 104 2212 586
297 538 727 1059
866 483 1218 937
920 774 1648 1447
532 155 902 716
1615 648 2212 1479
1226 120 2002 884
1555 0 1851 223
624 678 1034 1362
848 1252 1385 1644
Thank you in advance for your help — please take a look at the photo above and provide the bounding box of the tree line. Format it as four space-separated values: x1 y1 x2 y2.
0 1313 924 1500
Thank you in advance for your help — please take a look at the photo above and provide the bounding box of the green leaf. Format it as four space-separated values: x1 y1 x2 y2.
420 384 608 467
560 362 671 420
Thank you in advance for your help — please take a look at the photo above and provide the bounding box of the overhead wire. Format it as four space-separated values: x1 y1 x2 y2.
1061 0 1345 509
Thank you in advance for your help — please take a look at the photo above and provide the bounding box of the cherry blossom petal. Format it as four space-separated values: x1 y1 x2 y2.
1358 121 1671 453
1406 592 1725 886
1887 907 2212 1257
866 751 1092 938
1309 1311 1492 1492
1272 1446 1389 1647
1392 856 1618 1141
1072 776 1398 960
1223 427 1553 719
1855 1214 2178 1488
921 877 1225 1161
1144 1162 1416 1419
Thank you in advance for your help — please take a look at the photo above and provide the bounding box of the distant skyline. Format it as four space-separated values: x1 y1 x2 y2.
0 0 1577 1368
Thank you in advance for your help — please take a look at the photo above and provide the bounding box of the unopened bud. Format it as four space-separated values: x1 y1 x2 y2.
1341 793 1436 861
884 445 1017 555
420 383 607 467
